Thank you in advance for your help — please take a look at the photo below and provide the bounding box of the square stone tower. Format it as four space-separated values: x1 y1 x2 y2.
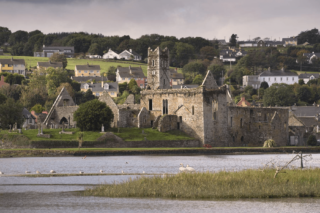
147 47 171 90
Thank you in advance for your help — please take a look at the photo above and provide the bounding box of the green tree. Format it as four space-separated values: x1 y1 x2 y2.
174 42 195 67
0 26 11 45
30 103 45 113
263 84 296 106
299 79 305 85
45 67 70 96
229 34 238 47
88 43 99 55
10 42 24 56
182 61 207 76
128 79 141 94
49 52 68 68
119 82 128 95
296 85 313 103
307 135 317 146
0 93 7 104
207 64 226 81
192 74 203 85
200 46 217 61
260 81 269 89
8 30 28 45
73 99 114 131
0 98 24 129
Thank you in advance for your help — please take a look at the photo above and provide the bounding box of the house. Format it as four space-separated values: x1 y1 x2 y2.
243 67 299 88
81 81 118 97
170 69 185 86
237 96 251 107
303 52 320 64
102 49 120 59
234 49 247 57
282 37 298 46
75 63 101 77
299 73 320 84
0 76 9 88
119 49 142 61
34 45 74 58
238 41 257 47
257 40 283 47
0 49 3 55
221 54 236 62
37 61 63 70
116 66 147 88
0 57 26 76
22 108 36 129
71 76 104 83
87 55 102 59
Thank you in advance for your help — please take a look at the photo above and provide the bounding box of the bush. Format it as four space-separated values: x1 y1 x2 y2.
307 135 317 146
263 139 276 147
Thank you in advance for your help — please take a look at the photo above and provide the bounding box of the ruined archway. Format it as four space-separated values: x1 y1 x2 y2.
60 117 68 124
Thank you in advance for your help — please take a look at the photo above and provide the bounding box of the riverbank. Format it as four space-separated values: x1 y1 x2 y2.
83 169 320 199
1 147 320 158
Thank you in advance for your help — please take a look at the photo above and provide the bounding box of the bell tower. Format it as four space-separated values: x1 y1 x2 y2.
147 47 171 90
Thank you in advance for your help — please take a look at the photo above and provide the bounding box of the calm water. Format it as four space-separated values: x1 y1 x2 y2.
1 154 320 212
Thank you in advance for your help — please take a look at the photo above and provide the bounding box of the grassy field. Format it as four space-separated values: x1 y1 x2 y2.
110 128 194 141
83 168 320 199
2 127 194 142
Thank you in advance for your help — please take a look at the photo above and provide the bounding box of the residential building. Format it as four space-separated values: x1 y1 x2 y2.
237 96 251 107
102 49 120 59
170 69 185 86
34 45 74 58
71 76 104 83
238 41 257 47
0 57 26 76
0 76 9 88
75 63 101 77
37 61 63 70
221 54 236 62
81 81 118 97
243 68 299 88
303 52 320 64
282 37 298 46
119 49 142 61
299 73 320 84
257 40 284 47
22 108 36 129
87 55 102 59
116 66 147 88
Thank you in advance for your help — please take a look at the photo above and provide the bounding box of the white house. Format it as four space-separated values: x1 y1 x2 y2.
243 68 299 88
303 52 320 64
118 49 142 61
103 49 120 59
299 73 320 84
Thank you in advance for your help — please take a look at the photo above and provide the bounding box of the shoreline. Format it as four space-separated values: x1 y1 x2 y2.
1 147 320 158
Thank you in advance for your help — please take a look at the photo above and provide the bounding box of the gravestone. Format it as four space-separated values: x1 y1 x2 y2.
101 124 105 132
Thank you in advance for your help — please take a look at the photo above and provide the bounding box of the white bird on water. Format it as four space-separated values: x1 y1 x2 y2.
122 170 124 174
179 163 187 172
36 171 41 174
100 170 104 173
0 171 3 175
50 170 56 174
79 171 84 174
186 165 195 172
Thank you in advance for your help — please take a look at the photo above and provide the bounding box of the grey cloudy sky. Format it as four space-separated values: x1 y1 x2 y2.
1 0 319 40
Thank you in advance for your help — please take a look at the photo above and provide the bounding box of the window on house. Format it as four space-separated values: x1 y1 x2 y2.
149 99 153 110
281 77 282 81
292 77 294 80
111 92 115 95
287 77 288 81
274 78 276 81
213 112 217 120
179 116 182 122
122 78 125 80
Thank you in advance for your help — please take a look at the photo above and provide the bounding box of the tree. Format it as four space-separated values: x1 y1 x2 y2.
297 28 320 44
192 74 203 85
0 27 11 45
260 81 269 89
200 46 217 61
229 34 238 47
296 85 313 103
128 79 140 94
30 103 45 113
207 64 226 81
49 52 68 68
182 61 207 76
263 84 296 106
307 135 317 146
88 43 99 55
253 37 261 42
0 98 24 129
73 99 114 131
174 42 195 67
0 93 7 104
10 43 24 56
8 30 28 45
119 82 128 95
299 79 305 85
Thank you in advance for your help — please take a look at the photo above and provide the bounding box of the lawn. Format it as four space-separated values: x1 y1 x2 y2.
110 127 194 141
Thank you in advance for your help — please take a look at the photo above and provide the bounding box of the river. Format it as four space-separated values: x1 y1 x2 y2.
1 154 320 212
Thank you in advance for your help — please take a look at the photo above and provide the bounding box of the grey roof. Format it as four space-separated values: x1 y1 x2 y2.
171 72 184 79
299 73 320 79
172 84 198 89
170 69 177 73
303 52 320 59
43 46 74 52
71 76 105 82
22 108 35 119
75 64 100 70
238 41 256 44
38 61 63 68
297 117 319 127
117 67 146 78
0 58 25 65
217 40 227 45
259 69 298 77
81 82 118 92
220 49 234 55
291 106 320 117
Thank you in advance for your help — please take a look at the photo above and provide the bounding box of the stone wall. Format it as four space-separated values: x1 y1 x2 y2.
158 115 178 132
138 107 150 128
53 106 78 126
227 106 289 147
99 91 119 127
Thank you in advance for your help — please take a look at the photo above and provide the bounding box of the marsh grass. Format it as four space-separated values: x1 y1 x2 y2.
83 169 320 199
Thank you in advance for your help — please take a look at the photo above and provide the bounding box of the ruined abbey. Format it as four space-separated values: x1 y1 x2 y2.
43 47 289 147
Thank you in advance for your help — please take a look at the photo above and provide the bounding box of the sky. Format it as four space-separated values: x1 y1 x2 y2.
1 0 319 41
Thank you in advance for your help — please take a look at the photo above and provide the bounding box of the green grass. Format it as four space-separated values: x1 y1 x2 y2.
83 168 320 199
110 128 194 141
